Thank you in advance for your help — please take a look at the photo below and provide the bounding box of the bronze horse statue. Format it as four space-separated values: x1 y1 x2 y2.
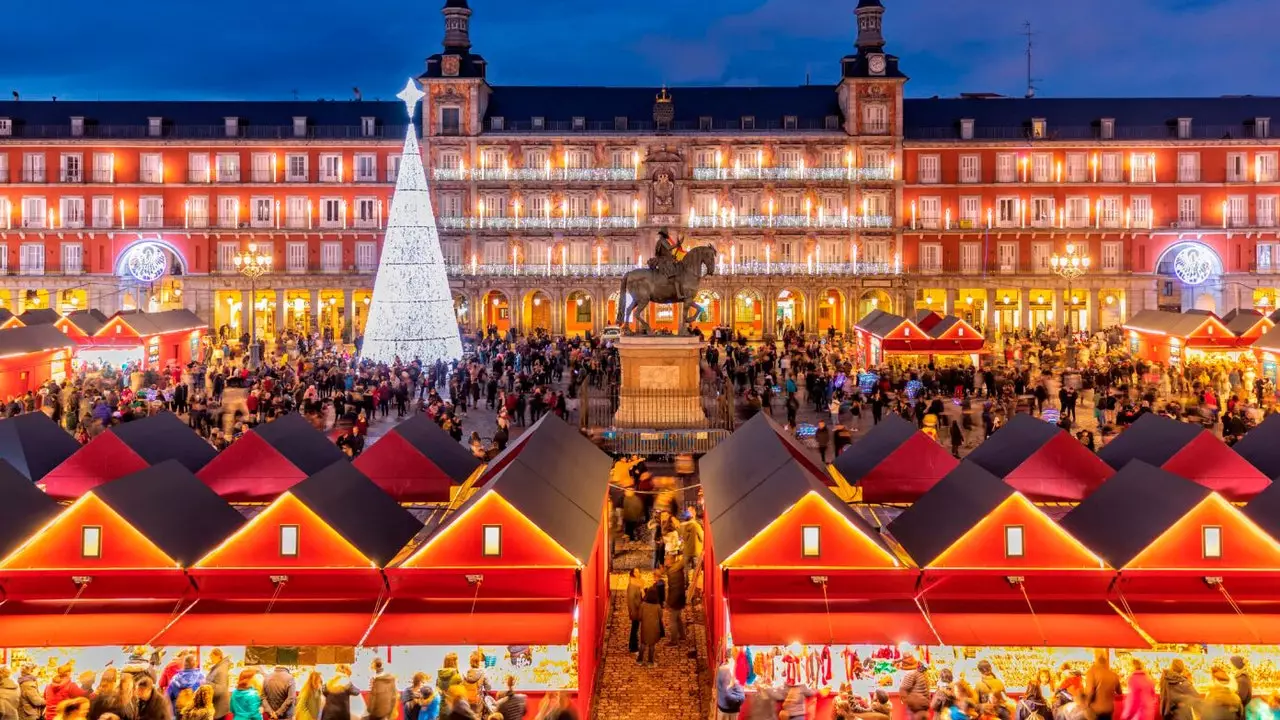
615 245 717 335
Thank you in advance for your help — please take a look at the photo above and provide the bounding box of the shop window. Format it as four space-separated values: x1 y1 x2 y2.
801 526 821 558
1202 525 1222 559
81 525 102 558
280 524 300 557
1004 525 1025 558
482 525 502 557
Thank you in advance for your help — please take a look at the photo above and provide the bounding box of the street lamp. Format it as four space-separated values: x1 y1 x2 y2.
1049 243 1090 363
232 242 272 366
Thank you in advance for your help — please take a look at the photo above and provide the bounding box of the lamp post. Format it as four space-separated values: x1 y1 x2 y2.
232 243 272 367
1049 243 1090 365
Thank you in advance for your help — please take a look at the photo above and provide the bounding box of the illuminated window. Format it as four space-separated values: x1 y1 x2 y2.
1004 525 1025 558
801 526 821 558
482 525 502 557
1203 525 1222 559
81 526 102 558
279 525 299 558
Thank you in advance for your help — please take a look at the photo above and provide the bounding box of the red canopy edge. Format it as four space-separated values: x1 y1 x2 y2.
1123 600 1280 644
726 597 937 646
151 601 380 646
363 598 575 646
0 600 181 647
923 599 1149 648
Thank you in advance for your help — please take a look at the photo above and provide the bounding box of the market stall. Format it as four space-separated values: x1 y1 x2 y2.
378 414 611 718
854 310 933 367
0 411 81 482
925 315 985 367
38 411 217 500
1252 326 1280 382
83 309 206 371
1122 309 1242 365
828 414 958 502
0 324 76 399
14 309 61 327
197 412 349 501
1236 414 1280 481
1099 413 1270 500
1224 308 1275 347
353 414 483 502
964 414 1112 501
54 309 109 340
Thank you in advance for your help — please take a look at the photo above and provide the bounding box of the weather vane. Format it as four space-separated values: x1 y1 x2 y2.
396 78 425 119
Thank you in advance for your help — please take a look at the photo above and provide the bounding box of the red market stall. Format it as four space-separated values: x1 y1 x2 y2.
0 411 82 482
1099 412 1270 500
83 309 206 371
1122 309 1241 365
54 309 109 340
0 324 75 398
0 458 62 569
197 412 349 501
1223 308 1275 347
854 310 933 366
39 411 217 500
964 414 1112 501
926 315 985 364
353 414 483 502
887 461 1141 648
14 309 61 327
828 414 958 502
378 414 612 719
1252 325 1280 382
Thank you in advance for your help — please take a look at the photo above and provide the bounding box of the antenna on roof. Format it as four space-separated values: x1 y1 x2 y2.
805 64 811 86
10 90 17 101
1022 21 1040 99
353 87 362 101
292 89 299 101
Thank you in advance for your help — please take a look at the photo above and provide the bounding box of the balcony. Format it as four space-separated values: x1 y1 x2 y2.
4 215 385 232
432 168 641 182
60 171 83 183
2 124 409 140
438 216 639 231
687 213 894 229
188 170 212 183
445 260 901 277
690 167 893 182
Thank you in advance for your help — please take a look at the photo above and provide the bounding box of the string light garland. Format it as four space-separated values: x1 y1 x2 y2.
360 78 464 364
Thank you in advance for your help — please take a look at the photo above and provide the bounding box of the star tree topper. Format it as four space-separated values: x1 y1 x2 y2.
397 78 425 119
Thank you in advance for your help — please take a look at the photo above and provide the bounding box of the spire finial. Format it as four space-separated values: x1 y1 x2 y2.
397 78 425 119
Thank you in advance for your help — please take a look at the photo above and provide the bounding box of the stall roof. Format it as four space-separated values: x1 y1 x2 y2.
0 411 81 481
855 309 913 339
1223 308 1269 336
111 411 219 472
60 309 110 336
100 309 207 337
16 309 61 326
1098 413 1204 469
1243 454 1280 539
1101 413 1269 500
353 414 481 502
1060 460 1211 568
94 459 245 566
886 461 1014 567
829 414 958 503
1254 324 1280 353
290 461 423 567
915 311 944 331
0 459 61 559
197 414 348 501
0 324 76 357
1122 309 1223 338
965 414 1112 500
1234 414 1280 481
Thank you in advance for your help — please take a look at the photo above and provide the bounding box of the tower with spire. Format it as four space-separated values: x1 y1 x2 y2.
420 0 491 137
841 0 905 80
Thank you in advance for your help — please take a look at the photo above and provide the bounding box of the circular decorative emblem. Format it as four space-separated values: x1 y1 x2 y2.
1173 246 1213 286
124 243 169 282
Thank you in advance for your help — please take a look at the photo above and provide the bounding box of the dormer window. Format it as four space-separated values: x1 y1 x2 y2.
0 118 10 137
482 525 502 557
279 524 299 557
1177 117 1193 139
1203 525 1222 559
1257 118 1271 139
572 117 586 132
1031 118 1046 139
360 116 376 137
1100 118 1115 140
960 118 975 140
783 115 798 130
801 525 821 558
699 116 713 132
70 117 84 138
1004 525 1025 558
81 525 102 558
147 117 162 138
293 116 308 138
614 116 628 132
532 117 545 131
741 116 756 131
224 117 239 138
490 116 505 131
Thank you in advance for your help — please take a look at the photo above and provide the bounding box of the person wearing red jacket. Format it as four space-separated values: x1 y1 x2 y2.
42 666 85 720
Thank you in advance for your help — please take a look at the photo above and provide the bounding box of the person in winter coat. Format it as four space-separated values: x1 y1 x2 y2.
715 660 746 720
1015 685 1049 720
976 661 1012 720
1202 668 1243 720
363 660 397 720
665 556 688 644
441 688 472 720
1231 657 1253 709
261 667 297 720
1158 659 1200 720
44 667 86 720
52 699 89 720
17 666 46 720
1120 659 1157 720
204 651 232 720
626 568 644 653
296 673 323 720
0 668 20 720
400 674 430 720
638 582 664 666
460 653 489 714
764 683 815 720
167 657 206 708
132 676 172 720
932 669 957 714
229 671 262 720
1083 650 1120 720
320 667 360 720
898 654 931 720
87 670 132 720
492 676 524 720
181 686 216 720
436 656 462 698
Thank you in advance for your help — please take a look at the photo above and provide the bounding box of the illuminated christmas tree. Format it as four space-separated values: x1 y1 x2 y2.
360 79 464 364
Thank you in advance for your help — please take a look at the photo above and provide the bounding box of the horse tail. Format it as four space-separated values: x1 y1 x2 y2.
616 273 628 325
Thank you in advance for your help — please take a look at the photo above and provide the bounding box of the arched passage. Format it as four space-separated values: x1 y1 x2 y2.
1155 240 1225 312
523 290 552 332
694 290 722 329
775 287 807 332
817 288 846 335
858 289 892 320
606 292 621 328
565 290 593 337
733 289 764 339
452 292 470 330
483 290 511 333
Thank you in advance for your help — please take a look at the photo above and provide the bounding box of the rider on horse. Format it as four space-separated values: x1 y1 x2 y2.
648 228 687 301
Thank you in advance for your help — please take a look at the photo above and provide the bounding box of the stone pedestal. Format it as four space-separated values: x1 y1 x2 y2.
614 335 706 428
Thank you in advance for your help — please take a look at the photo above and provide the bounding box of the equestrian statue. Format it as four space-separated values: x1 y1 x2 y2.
615 229 717 335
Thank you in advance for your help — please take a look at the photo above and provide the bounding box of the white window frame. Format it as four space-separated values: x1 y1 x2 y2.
286 153 309 182
320 241 343 272
959 155 980 184
285 242 308 273
918 155 940 184
60 242 83 274
355 241 378 272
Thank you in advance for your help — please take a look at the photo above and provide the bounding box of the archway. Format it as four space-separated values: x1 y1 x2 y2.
354 290 373 335
733 289 764 339
694 290 722 329
565 290 593 337
857 289 891 320
57 289 88 315
1155 240 1225 312
775 287 807 332
452 293 469 331
817 288 846 335
114 239 189 278
606 292 621 328
1099 289 1125 328
483 290 510 333
523 290 552 332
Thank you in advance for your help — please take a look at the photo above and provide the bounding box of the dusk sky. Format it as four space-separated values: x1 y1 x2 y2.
7 0 1279 101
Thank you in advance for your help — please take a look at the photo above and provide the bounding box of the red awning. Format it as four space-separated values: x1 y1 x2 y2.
727 598 937 646
924 599 1149 648
152 601 380 646
363 598 574 646
0 601 179 646
1124 600 1280 644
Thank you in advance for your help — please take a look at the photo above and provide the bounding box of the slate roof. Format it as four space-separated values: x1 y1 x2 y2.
1097 413 1202 470
928 316 963 339
1234 413 1280 481
966 414 1064 478
16 309 61 326
0 324 77 357
0 100 407 140
1222 309 1268 336
1244 461 1280 538
855 310 911 339
290 461 423 566
1123 309 1221 338
0 459 61 558
93 459 245 566
902 96 1280 141
110 412 217 472
62 309 109 336
252 412 348 476
108 309 207 335
1253 324 1280 352
885 461 1014 567
0 412 82 482
386 414 481 484
829 414 919 484
1060 460 1211 568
